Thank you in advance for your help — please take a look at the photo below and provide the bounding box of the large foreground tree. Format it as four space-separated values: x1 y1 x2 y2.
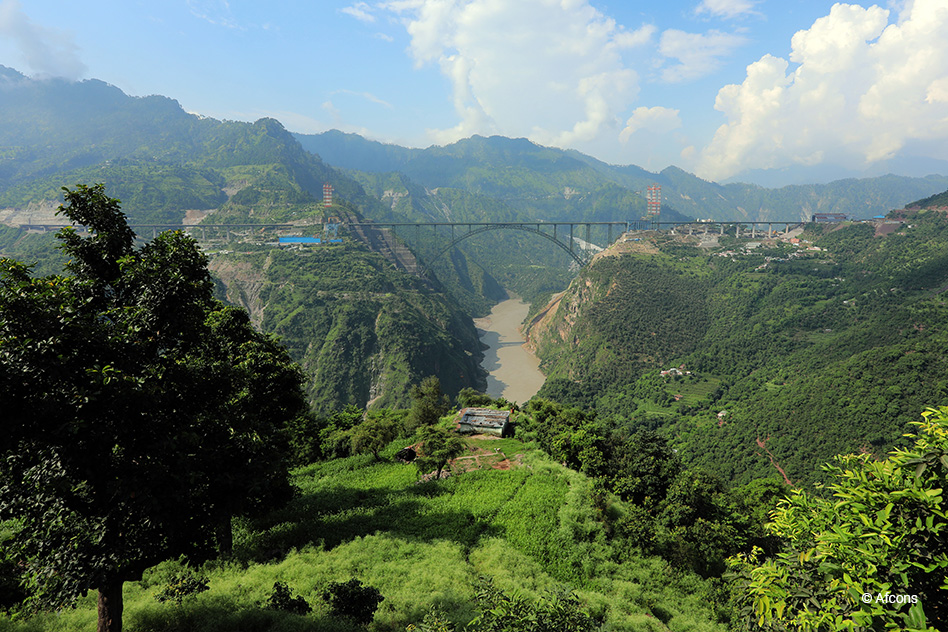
0 185 308 632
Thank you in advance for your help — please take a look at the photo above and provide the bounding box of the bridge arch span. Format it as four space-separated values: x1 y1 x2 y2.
425 223 590 270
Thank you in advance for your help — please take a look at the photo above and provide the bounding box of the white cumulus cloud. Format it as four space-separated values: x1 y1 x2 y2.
620 106 682 141
380 0 654 148
696 0 948 181
341 2 377 23
695 0 761 19
0 0 85 79
659 28 747 82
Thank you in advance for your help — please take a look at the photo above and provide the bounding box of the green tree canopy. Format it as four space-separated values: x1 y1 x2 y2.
415 426 466 480
0 184 307 632
406 375 451 431
733 407 948 630
351 415 398 460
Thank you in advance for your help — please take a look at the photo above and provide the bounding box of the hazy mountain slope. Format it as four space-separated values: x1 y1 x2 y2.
298 133 664 222
907 186 948 209
0 67 388 226
294 128 420 173
723 155 948 187
298 130 948 222
0 68 508 313
342 168 602 306
0 66 207 184
0 68 495 412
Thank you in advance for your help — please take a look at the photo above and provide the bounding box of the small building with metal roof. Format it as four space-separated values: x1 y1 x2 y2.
455 408 512 437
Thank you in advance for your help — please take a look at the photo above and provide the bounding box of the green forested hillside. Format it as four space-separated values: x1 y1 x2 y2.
0 224 488 415
0 69 517 316
0 69 511 410
530 209 948 486
4 161 947 632
908 187 948 209
0 226 62 276
210 241 485 413
0 67 386 227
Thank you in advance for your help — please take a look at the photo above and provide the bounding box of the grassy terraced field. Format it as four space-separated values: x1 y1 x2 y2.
1 437 726 632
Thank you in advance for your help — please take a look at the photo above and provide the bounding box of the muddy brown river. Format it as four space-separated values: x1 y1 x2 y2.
473 296 545 404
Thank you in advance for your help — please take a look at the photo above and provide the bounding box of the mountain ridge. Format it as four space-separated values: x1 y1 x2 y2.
295 129 948 223
2 64 947 226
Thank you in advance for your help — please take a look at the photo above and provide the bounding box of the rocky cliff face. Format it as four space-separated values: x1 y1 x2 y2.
523 236 690 384
210 242 485 413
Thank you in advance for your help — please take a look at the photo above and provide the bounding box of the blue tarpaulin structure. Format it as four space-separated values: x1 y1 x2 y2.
278 236 321 244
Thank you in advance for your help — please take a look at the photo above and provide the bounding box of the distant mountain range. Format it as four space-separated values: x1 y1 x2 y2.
295 129 948 223
723 155 948 188
2 63 947 228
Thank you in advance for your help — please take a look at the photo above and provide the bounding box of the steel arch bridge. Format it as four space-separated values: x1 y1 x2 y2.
345 220 644 271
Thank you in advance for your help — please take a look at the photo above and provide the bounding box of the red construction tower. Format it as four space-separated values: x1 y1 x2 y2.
323 183 334 208
646 184 661 218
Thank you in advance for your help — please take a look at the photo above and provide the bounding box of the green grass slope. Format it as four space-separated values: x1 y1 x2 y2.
0 438 725 632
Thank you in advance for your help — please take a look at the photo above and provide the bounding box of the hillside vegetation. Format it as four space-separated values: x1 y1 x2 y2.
529 207 948 486
210 241 485 412
3 151 947 630
908 188 948 209
0 430 732 632
6 395 942 631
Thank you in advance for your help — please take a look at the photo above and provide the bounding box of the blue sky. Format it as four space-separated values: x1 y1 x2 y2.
1 0 947 182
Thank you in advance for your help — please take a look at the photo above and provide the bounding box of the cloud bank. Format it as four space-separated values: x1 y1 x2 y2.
696 0 948 181
381 0 656 148
620 106 682 142
0 0 85 79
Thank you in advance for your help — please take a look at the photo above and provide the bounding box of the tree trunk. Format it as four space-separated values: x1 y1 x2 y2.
218 514 234 556
97 580 124 632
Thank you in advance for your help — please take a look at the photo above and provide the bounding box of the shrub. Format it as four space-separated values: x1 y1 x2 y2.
469 577 599 632
456 387 494 409
322 578 384 625
265 581 311 615
406 608 456 632
154 569 210 604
